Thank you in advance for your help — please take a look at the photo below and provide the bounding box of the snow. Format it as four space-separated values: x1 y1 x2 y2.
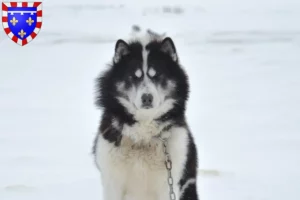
1 0 300 199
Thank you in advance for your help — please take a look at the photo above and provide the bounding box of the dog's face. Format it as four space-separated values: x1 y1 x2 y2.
97 36 189 122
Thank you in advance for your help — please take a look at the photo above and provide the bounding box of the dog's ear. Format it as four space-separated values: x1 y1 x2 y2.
160 37 178 62
113 39 129 63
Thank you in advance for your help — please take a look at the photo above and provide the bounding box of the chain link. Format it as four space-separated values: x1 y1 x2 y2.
160 137 176 200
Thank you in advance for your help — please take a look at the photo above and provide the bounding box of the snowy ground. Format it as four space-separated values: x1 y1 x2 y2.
1 0 300 199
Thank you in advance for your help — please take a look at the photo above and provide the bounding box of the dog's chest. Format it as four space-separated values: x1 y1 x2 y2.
104 138 168 198
95 126 189 200
109 138 166 172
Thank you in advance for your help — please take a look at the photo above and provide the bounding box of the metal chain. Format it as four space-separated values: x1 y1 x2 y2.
160 137 176 200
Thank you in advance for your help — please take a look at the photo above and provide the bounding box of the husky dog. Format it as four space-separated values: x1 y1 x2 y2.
93 31 199 200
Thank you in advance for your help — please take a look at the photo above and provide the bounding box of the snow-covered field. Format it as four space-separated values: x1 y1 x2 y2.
1 0 300 199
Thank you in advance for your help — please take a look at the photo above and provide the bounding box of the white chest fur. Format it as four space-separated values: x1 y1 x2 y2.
95 126 189 200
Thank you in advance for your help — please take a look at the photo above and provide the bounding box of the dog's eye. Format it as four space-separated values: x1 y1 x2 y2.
134 69 142 78
148 68 157 78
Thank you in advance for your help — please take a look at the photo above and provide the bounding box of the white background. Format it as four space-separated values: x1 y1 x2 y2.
0 0 300 199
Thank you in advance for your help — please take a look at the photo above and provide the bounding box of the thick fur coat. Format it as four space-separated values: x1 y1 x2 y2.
93 31 199 200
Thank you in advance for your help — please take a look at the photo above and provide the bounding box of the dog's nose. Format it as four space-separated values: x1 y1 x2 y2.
141 93 153 108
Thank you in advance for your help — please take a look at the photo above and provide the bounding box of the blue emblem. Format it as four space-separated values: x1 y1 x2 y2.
2 2 42 46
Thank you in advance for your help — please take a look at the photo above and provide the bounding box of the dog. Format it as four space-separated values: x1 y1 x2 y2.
93 30 199 200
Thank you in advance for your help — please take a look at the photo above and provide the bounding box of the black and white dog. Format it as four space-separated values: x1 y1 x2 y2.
93 31 199 200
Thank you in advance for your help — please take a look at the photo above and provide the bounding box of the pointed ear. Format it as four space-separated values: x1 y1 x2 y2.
160 37 178 62
113 39 129 63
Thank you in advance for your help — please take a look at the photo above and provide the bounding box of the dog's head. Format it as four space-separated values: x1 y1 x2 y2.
96 34 189 123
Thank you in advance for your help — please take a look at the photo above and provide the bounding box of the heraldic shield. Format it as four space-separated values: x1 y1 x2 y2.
2 2 42 46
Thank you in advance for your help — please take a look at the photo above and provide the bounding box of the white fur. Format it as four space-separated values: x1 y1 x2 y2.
148 68 156 77
121 120 172 144
135 69 142 78
94 126 189 200
116 80 176 121
142 43 149 76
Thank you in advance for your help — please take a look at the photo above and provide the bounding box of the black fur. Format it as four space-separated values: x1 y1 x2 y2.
179 131 199 200
180 182 199 200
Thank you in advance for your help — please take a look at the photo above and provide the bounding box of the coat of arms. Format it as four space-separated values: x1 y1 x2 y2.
2 2 42 46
